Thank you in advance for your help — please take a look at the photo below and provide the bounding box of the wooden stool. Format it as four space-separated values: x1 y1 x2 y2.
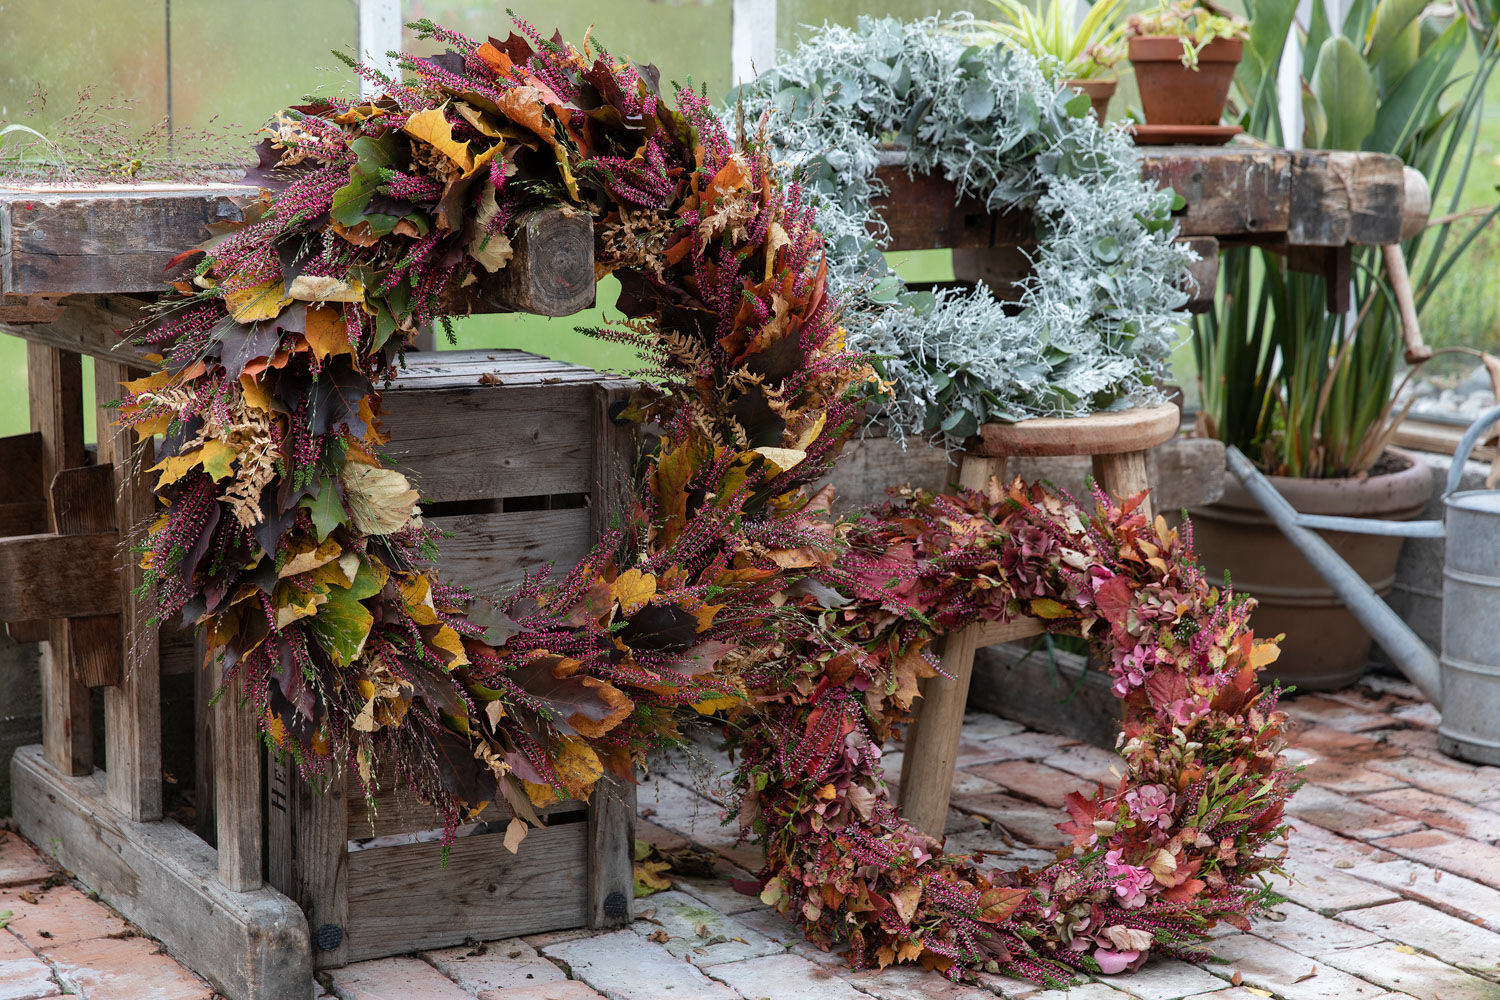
897 403 1181 836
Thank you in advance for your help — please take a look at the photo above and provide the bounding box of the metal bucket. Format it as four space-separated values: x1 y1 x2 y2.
1225 405 1500 766
1438 470 1500 765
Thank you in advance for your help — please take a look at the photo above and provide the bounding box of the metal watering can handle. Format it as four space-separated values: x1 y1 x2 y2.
1446 405 1500 497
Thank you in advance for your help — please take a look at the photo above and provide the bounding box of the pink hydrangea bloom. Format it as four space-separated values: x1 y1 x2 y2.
1111 643 1151 696
1104 849 1155 907
1125 783 1177 829
1167 695 1211 727
1093 946 1141 974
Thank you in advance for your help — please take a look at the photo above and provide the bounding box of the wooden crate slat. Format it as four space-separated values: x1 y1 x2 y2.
0 532 122 619
427 507 593 598
383 384 597 502
343 821 589 962
348 762 582 841
1 294 157 365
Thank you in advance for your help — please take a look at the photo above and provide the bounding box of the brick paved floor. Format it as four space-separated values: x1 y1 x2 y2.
4 675 1500 999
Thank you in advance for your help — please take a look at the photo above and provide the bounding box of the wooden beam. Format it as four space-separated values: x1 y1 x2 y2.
1180 236 1219 313
11 746 314 1000
27 343 90 775
215 683 263 891
1137 145 1292 238
1 294 156 364
1288 150 1406 247
0 184 257 295
586 772 636 929
96 358 164 822
460 205 596 317
0 533 122 620
873 153 1033 252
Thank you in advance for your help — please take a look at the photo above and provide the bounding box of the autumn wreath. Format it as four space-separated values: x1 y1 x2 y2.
119 17 1296 985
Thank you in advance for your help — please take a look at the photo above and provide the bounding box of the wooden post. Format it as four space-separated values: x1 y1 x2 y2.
267 758 349 967
214 680 264 892
29 342 91 775
587 382 637 926
586 772 637 928
95 360 164 821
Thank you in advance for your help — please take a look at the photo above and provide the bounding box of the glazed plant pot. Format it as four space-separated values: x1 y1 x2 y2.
1187 449 1434 691
1066 77 1118 121
1128 35 1243 126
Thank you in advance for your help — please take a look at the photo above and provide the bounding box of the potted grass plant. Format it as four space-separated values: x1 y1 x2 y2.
971 0 1129 119
1126 0 1249 126
1191 0 1500 688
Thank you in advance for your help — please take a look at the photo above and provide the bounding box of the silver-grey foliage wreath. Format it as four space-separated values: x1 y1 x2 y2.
733 15 1194 443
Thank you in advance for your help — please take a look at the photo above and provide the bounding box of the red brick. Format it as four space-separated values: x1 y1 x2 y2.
1321 942 1500 1000
1361 787 1500 842
948 792 1068 848
1364 754 1500 805
1375 829 1500 891
1285 785 1423 841
483 983 605 1000
0 930 59 1000
46 936 211 1000
1282 694 1394 732
1287 751 1408 796
327 956 472 1000
965 760 1097 809
0 837 52 891
1340 899 1500 975
0 885 130 951
424 938 565 994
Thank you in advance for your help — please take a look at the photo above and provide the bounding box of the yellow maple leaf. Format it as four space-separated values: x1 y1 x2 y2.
427 624 470 668
612 567 657 616
224 279 292 323
552 735 604 801
402 104 474 174
149 440 235 488
692 693 744 715
239 373 274 412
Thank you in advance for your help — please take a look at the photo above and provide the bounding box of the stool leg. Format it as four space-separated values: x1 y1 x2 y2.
899 452 1007 838
1092 449 1153 519
898 623 982 838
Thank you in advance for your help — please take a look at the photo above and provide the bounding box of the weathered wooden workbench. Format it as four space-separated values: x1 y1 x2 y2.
0 181 618 1000
874 142 1430 312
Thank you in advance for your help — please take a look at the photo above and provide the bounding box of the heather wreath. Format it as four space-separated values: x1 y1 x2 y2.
118 16 1296 986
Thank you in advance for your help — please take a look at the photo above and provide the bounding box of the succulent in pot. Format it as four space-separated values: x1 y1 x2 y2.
970 0 1128 120
1126 0 1249 126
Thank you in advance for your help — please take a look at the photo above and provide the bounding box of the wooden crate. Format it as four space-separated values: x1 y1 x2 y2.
261 349 638 968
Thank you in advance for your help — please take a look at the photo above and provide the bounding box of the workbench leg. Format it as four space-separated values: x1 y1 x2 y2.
29 343 91 776
1092 449 1153 520
96 360 163 821
899 453 1008 838
587 771 637 929
215 683 264 892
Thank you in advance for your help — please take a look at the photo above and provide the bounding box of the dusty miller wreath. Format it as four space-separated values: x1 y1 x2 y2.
119 17 1295 985
737 15 1194 441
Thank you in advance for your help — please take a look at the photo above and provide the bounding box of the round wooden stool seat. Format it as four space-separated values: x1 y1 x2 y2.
969 401 1181 458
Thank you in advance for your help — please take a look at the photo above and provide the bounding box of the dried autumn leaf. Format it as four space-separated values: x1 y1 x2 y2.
753 446 806 474
343 464 421 535
287 275 364 303
471 184 514 272
890 882 922 924
504 815 528 854
303 305 353 362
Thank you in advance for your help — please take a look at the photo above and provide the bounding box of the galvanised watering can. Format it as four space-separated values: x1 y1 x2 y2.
1226 406 1500 766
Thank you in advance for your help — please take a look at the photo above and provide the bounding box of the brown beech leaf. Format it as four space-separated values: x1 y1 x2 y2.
503 815 528 854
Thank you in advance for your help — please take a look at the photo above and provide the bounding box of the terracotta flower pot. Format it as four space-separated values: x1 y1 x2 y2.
1066 77 1117 121
1187 449 1434 691
1128 35 1243 127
